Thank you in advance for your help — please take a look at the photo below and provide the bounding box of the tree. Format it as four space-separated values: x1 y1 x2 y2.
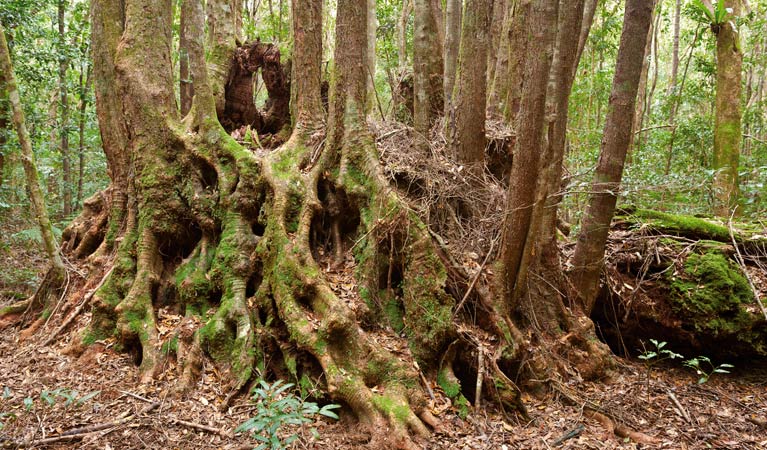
570 0 655 313
57 0 72 217
446 0 492 168
443 0 461 114
709 0 743 216
0 20 66 306
413 0 443 142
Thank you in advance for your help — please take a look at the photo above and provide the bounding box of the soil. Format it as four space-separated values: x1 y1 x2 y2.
0 322 765 449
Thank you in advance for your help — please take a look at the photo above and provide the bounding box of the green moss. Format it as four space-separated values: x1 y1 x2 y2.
371 394 411 424
437 369 461 398
628 209 732 241
437 369 470 419
382 292 406 333
669 251 754 336
161 336 179 355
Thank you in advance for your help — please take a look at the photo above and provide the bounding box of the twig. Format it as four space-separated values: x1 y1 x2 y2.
727 213 767 321
171 418 228 436
5 402 159 448
414 361 436 403
118 390 154 404
474 345 484 411
551 424 584 446
667 390 692 423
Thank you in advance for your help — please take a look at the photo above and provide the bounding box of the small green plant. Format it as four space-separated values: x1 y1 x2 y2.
40 388 100 408
638 340 683 398
235 379 340 450
638 339 684 366
683 356 734 384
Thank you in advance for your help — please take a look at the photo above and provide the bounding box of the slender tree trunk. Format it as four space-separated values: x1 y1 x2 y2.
430 0 445 54
59 0 72 217
76 63 91 207
0 23 66 275
366 0 377 115
536 0 587 281
413 0 444 142
712 0 742 216
487 0 513 118
640 2 661 148
0 77 6 189
504 0 531 124
569 0 654 313
574 0 599 79
443 0 462 115
290 0 323 133
398 0 413 71
628 1 655 159
498 0 558 308
487 0 507 87
668 0 681 96
180 2 193 116
665 26 702 174
447 0 492 168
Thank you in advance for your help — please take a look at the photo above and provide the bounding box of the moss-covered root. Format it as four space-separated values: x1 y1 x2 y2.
113 229 164 382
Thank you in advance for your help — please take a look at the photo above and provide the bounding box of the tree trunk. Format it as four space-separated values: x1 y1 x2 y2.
397 0 413 71
76 63 91 207
443 0 461 115
0 77 6 189
180 1 193 116
447 0 492 168
574 0 598 80
668 0 681 96
712 1 742 216
535 0 588 297
498 0 558 308
366 0 377 116
413 0 444 142
290 0 323 133
628 1 655 160
59 0 72 217
504 0 531 124
0 22 66 278
487 0 507 87
487 0 513 118
569 0 654 313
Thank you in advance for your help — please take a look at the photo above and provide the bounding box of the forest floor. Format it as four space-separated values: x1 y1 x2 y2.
1 223 766 449
0 321 765 450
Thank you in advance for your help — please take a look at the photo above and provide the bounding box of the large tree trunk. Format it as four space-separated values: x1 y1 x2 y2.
712 0 742 216
52 0 457 446
504 0 531 124
569 0 654 313
446 0 492 168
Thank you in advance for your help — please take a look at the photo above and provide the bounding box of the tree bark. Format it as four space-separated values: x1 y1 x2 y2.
290 0 323 133
536 0 587 288
569 0 654 313
180 1 193 116
498 0 558 308
487 0 513 118
443 0 461 115
447 0 492 168
504 0 531 124
59 0 72 217
366 0 377 115
0 22 66 276
574 0 599 80
668 0 681 96
413 0 444 142
712 0 742 216
397 0 413 71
